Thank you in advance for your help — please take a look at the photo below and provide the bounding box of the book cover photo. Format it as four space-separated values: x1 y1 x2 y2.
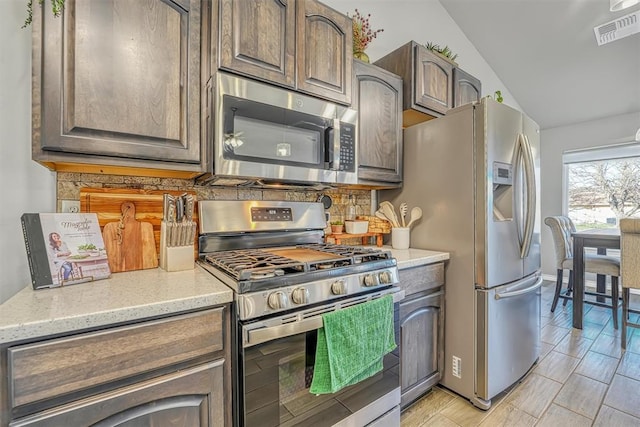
22 213 112 289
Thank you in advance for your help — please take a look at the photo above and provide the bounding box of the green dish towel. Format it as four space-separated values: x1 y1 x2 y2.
310 295 396 395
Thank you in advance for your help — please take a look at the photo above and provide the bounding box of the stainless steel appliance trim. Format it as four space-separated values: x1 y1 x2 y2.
494 275 542 300
198 200 327 234
333 387 401 427
476 272 541 401
521 134 536 258
213 72 358 185
243 287 405 347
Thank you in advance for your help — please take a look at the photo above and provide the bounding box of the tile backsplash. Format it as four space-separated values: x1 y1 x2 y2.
57 172 372 227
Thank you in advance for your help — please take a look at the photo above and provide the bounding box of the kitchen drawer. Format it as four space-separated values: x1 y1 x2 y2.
8 308 224 409
398 262 444 297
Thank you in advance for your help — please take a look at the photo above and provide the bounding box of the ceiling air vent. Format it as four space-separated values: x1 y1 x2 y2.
594 9 640 45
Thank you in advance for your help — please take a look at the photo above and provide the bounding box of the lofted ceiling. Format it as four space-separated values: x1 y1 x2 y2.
439 0 640 130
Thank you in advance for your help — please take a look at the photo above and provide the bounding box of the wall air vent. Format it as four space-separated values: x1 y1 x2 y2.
594 9 640 46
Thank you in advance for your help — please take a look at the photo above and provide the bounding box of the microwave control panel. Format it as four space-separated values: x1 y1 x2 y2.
339 123 356 172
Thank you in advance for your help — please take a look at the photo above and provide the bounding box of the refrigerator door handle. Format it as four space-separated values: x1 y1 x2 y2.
494 276 543 300
521 134 536 258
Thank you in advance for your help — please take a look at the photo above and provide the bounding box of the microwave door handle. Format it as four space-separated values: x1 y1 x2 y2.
331 118 341 171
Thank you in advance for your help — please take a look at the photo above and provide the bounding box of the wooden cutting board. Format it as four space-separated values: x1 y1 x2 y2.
80 188 198 259
103 202 158 273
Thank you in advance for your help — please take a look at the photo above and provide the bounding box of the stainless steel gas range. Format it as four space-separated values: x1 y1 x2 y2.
198 200 404 427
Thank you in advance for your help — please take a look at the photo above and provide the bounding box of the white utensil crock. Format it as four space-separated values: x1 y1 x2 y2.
391 227 410 250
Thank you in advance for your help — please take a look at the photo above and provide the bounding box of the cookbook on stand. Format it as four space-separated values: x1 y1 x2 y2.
21 213 111 289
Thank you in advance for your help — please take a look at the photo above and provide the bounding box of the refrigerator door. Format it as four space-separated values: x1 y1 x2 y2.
522 115 541 276
476 99 526 288
476 272 541 402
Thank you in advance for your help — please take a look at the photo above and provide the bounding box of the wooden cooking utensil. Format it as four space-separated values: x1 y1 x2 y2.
406 207 423 228
102 201 158 273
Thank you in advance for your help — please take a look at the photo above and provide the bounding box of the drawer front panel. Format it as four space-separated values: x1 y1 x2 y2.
398 262 444 296
9 308 224 408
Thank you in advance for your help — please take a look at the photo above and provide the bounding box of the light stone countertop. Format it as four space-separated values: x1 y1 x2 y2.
379 246 450 269
0 266 232 345
0 247 446 345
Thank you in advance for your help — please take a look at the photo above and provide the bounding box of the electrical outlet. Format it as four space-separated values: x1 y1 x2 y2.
61 200 81 213
452 355 462 379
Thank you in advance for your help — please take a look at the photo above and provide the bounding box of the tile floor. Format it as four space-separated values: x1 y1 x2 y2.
401 280 640 426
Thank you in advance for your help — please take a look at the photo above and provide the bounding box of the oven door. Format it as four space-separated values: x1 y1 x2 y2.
240 288 404 427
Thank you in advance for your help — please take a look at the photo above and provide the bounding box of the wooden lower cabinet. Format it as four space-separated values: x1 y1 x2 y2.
3 307 230 427
397 263 445 409
10 360 225 427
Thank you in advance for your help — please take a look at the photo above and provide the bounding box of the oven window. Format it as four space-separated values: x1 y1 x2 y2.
242 330 399 427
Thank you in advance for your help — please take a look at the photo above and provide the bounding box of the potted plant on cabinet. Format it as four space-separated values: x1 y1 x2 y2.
330 220 344 234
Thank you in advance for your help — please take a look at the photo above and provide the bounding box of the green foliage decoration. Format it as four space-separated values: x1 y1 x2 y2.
23 0 65 28
424 42 459 62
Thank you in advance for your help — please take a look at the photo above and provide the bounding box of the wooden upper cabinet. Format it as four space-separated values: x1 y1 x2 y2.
32 0 209 177
218 0 352 105
414 46 453 115
296 0 352 104
375 41 480 127
353 61 403 186
453 67 482 107
219 0 296 87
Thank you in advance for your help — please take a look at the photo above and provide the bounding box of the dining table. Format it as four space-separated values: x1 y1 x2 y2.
571 227 620 329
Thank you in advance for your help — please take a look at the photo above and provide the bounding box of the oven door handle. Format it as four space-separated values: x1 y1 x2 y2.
244 288 405 348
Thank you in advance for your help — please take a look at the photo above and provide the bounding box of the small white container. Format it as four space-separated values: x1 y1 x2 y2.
391 227 410 250
345 220 369 234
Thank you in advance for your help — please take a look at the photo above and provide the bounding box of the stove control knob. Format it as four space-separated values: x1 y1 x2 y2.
363 274 377 287
378 270 393 284
331 280 347 295
291 288 310 305
267 291 289 310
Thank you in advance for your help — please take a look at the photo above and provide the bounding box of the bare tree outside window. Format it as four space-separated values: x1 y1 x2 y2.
567 158 640 230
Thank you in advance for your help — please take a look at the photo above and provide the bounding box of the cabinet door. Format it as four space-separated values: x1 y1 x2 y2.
413 46 453 115
296 0 352 104
453 67 482 107
399 292 443 407
33 0 205 166
219 0 295 87
353 61 403 185
10 361 226 427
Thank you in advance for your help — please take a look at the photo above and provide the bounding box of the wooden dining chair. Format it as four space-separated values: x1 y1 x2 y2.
621 218 640 349
544 216 621 328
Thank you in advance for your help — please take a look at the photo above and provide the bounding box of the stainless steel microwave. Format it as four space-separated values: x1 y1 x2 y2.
201 72 358 188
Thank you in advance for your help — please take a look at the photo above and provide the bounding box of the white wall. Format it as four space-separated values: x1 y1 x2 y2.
323 0 522 110
540 112 640 275
0 1 56 303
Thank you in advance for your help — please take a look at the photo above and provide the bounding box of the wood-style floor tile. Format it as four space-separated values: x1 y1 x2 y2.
415 413 460 427
476 403 536 427
533 350 580 383
571 320 606 340
616 350 640 381
590 333 624 359
554 331 594 359
541 324 570 346
574 351 619 384
503 373 562 418
438 396 489 427
535 403 593 426
553 373 608 419
593 405 640 426
584 306 612 326
401 387 456 426
539 341 555 360
603 374 640 418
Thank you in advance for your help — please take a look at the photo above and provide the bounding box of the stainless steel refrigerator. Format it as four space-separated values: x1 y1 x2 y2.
383 98 541 409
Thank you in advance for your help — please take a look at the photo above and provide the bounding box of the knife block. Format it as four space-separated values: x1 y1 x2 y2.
159 221 194 272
